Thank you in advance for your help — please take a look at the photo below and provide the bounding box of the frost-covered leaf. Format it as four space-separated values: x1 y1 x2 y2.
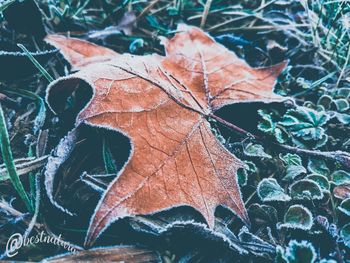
258 109 287 143
337 87 350 98
340 223 350 248
278 239 317 263
280 153 303 166
244 143 272 158
248 203 278 225
44 128 79 215
45 25 289 246
334 98 349 112
237 169 248 187
333 184 350 199
289 179 324 200
330 170 350 186
317 95 332 110
278 107 329 149
257 109 275 133
315 215 330 230
129 214 249 255
306 174 330 192
129 38 144 53
285 165 307 181
334 112 350 124
257 178 291 202
280 153 306 181
279 205 313 230
338 198 350 216
237 161 256 187
282 240 316 263
238 226 276 256
275 246 288 263
307 158 330 177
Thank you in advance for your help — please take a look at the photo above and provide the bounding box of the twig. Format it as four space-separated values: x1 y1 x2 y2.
135 0 161 22
0 199 41 229
200 0 213 29
209 113 350 169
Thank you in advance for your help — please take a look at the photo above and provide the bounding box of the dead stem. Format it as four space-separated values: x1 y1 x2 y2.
209 113 350 169
200 0 213 29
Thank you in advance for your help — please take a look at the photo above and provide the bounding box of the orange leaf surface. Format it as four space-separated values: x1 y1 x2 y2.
45 25 287 246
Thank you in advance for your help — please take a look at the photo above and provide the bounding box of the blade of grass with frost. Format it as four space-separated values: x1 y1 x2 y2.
17 44 54 83
4 87 46 133
0 0 15 12
102 138 117 174
0 155 48 182
293 71 337 97
0 104 33 212
28 146 36 207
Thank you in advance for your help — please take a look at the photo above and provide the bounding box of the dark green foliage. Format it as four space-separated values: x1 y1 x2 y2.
276 240 316 263
341 223 350 248
289 179 324 200
279 205 313 231
338 198 350 216
257 178 291 202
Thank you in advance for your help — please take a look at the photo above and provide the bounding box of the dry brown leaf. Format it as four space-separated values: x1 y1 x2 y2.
45 35 118 70
44 246 160 262
45 25 287 246
333 184 350 199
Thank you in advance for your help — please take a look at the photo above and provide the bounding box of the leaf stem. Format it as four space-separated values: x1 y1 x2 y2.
209 113 350 169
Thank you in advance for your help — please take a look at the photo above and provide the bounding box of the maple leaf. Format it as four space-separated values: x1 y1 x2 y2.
45 25 287 246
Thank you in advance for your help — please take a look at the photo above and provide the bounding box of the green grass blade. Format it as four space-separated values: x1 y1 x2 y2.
17 44 54 83
102 138 117 174
0 103 33 212
28 146 36 208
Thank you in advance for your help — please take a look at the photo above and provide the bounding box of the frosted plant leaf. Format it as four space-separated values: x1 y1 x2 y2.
248 203 278 225
44 128 79 215
289 179 324 200
238 226 275 256
284 240 316 263
243 143 272 159
307 158 330 177
278 205 313 230
257 178 291 202
338 198 350 216
306 174 330 192
340 223 350 248
280 153 306 181
330 170 350 186
278 107 329 149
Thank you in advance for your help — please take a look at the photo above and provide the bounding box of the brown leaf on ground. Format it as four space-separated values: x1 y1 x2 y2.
45 35 119 70
45 25 287 246
333 184 350 199
44 246 160 263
